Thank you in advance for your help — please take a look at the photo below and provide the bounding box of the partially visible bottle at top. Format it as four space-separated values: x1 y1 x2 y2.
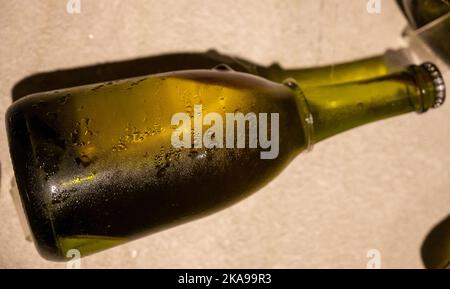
13 50 409 101
398 0 450 29
398 0 450 66
207 50 409 87
5 62 446 260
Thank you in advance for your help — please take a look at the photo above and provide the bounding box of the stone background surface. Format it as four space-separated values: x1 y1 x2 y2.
0 0 449 268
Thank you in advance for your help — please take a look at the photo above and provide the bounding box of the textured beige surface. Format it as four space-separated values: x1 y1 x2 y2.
0 0 449 268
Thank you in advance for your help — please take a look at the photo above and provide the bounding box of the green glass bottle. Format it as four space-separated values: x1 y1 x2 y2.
206 50 407 87
6 62 445 260
398 0 450 29
398 0 450 66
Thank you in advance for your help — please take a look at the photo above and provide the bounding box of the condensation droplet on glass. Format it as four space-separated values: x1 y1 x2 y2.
305 114 314 125
282 78 299 90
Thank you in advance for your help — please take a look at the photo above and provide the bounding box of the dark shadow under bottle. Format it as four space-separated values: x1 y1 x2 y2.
11 50 261 102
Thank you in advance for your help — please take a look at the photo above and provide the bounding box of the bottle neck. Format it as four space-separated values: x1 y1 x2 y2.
297 62 445 144
260 50 411 87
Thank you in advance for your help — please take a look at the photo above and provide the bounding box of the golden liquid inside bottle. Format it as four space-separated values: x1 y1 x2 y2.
9 70 306 259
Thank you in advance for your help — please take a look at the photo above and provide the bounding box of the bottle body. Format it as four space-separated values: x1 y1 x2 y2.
7 70 307 260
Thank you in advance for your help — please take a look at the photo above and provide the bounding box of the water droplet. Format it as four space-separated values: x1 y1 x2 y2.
112 143 127 152
305 114 314 125
156 163 169 178
196 151 208 159
92 84 104 92
188 150 198 159
282 78 299 90
58 94 70 105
